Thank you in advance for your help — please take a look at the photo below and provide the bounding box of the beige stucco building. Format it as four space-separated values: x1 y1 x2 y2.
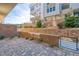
30 3 79 28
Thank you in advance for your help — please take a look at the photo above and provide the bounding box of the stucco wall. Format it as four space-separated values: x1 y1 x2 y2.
0 24 17 37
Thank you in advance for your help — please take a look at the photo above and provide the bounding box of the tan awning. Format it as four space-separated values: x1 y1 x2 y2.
0 3 17 23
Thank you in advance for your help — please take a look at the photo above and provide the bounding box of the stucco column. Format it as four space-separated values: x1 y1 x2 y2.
52 16 58 28
71 10 74 16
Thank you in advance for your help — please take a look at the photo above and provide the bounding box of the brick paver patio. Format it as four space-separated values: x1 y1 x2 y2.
0 37 79 56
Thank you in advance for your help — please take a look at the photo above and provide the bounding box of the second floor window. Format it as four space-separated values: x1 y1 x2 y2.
53 6 55 11
47 6 55 13
61 3 69 10
50 8 53 12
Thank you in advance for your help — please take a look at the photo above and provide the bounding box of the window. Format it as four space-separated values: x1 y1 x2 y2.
47 8 50 13
50 8 53 12
53 6 55 11
74 12 79 16
50 7 55 12
61 3 69 10
47 6 55 13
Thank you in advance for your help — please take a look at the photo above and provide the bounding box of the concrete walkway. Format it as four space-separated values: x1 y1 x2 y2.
0 37 79 56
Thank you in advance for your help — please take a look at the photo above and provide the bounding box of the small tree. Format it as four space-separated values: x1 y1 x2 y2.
36 20 42 28
74 16 79 27
57 14 79 28
64 14 76 28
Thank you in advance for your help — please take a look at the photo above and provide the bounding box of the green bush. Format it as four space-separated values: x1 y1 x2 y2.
64 15 76 28
0 35 4 40
74 17 79 27
36 20 42 28
58 14 79 28
57 14 79 28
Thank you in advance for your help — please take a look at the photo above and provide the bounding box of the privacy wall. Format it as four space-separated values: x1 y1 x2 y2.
0 24 17 37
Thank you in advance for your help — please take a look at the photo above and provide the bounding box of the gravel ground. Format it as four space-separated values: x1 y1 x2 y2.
0 37 79 56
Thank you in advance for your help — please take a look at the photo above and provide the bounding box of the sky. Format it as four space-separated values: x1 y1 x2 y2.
3 3 31 24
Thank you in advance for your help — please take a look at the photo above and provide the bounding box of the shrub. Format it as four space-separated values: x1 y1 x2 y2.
64 15 76 28
0 35 4 40
74 17 79 27
36 20 42 28
58 14 79 28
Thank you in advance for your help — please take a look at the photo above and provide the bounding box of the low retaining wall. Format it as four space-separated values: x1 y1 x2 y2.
40 34 59 47
18 28 79 47
0 24 17 37
18 28 79 38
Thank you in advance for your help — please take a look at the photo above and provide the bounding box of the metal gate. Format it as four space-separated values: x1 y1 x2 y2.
59 37 78 50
